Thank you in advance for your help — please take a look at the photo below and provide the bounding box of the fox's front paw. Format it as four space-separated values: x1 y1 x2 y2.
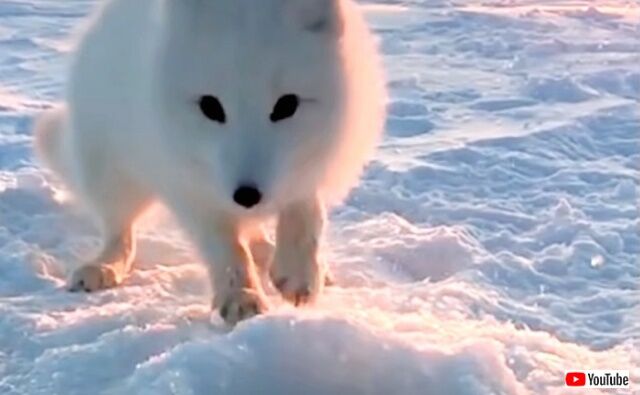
270 255 323 306
214 288 269 325
69 264 119 292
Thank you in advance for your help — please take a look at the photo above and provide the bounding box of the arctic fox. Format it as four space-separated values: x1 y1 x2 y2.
34 0 386 324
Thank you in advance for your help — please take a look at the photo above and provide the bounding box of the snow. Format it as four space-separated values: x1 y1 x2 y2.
0 0 638 394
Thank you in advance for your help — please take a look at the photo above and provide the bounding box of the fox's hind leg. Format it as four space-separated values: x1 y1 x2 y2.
247 225 275 283
69 226 135 292
34 106 151 291
69 183 151 292
66 148 151 292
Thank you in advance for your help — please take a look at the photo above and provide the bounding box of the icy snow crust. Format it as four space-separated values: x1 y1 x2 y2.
0 1 638 394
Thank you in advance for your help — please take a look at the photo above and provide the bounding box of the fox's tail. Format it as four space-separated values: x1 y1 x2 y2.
33 105 69 178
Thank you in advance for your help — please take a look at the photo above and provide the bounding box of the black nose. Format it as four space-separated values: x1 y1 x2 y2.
233 185 262 208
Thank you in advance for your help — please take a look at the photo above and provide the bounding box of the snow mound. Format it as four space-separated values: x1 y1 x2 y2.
116 317 525 395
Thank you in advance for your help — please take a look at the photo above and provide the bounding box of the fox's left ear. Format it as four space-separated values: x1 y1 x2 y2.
286 0 344 36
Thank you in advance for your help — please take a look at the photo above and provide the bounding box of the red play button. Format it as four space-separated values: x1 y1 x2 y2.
566 372 586 387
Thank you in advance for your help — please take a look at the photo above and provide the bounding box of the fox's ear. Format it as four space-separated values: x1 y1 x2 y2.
285 0 344 36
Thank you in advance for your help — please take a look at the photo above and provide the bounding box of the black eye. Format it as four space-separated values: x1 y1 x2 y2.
199 95 226 123
270 94 299 122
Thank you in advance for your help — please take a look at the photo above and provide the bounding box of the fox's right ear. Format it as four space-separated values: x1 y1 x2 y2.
285 0 344 36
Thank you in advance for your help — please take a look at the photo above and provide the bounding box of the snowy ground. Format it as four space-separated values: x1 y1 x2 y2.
0 0 638 394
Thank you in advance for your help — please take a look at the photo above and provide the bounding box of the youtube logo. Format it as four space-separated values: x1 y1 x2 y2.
564 370 629 388
565 372 586 387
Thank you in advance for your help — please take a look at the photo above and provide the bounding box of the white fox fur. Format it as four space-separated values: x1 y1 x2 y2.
34 0 386 324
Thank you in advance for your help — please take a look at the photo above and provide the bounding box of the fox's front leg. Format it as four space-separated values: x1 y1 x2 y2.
271 196 327 305
179 209 269 325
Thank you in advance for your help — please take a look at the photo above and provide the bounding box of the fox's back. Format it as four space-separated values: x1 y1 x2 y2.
68 0 159 135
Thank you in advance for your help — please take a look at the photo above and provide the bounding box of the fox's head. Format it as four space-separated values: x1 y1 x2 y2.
151 0 349 214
